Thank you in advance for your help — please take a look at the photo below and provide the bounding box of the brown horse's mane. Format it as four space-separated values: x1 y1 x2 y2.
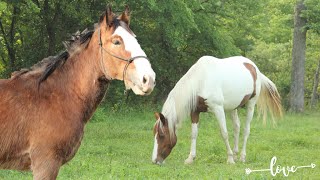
10 11 131 84
11 28 94 83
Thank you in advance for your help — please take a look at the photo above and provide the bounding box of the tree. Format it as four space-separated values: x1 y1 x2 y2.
0 2 19 72
2 0 318 108
289 0 307 112
310 59 320 108
304 0 320 108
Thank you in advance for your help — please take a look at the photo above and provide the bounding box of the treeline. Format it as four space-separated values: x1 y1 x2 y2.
0 0 319 111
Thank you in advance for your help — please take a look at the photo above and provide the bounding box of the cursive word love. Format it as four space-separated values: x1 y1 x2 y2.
245 156 316 177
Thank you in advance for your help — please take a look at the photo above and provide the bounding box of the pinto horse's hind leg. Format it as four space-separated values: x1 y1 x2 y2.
211 105 235 164
231 109 240 161
240 100 256 162
185 111 200 164
31 151 62 180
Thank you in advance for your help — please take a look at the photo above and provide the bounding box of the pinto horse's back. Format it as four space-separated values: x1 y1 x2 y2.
196 56 261 110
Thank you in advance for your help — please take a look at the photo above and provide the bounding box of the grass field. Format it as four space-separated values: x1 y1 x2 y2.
0 106 319 179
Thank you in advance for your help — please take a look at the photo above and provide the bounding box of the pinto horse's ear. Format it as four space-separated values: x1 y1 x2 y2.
120 5 130 25
159 113 166 125
154 112 166 125
154 112 160 120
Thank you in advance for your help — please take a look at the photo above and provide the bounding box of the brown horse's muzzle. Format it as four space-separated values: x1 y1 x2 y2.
125 58 155 95
141 74 155 95
129 75 155 95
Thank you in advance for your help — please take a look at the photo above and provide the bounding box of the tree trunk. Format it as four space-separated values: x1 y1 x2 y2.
310 58 320 108
0 6 18 72
289 0 307 112
43 0 60 56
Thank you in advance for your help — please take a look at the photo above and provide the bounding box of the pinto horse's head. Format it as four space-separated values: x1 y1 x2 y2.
152 112 177 165
97 5 155 95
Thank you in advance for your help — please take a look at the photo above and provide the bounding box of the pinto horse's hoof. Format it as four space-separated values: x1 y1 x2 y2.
184 157 195 164
240 154 246 163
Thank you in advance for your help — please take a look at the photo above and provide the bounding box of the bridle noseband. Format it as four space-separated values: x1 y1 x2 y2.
98 28 150 87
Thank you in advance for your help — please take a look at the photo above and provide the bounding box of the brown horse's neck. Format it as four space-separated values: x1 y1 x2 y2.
39 37 109 123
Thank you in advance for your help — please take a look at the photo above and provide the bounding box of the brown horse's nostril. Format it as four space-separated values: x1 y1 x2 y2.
143 75 148 84
141 75 154 94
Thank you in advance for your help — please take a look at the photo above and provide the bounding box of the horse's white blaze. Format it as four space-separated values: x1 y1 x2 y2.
152 133 158 163
113 26 155 83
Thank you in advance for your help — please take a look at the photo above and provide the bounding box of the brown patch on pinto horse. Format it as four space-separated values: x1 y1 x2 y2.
244 62 257 98
196 97 208 113
238 94 252 107
238 63 257 108
191 96 208 123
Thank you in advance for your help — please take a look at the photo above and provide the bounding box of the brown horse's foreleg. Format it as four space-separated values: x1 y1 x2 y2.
185 111 200 164
31 151 62 180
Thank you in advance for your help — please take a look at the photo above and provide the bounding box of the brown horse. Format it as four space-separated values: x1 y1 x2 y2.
0 5 155 179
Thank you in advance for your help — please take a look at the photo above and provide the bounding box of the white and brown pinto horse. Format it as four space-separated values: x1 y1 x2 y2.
152 56 282 165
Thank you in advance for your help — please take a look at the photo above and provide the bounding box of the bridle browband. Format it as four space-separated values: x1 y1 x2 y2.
98 28 150 90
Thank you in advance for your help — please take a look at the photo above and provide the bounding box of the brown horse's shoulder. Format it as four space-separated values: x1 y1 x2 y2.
29 118 85 165
0 110 32 170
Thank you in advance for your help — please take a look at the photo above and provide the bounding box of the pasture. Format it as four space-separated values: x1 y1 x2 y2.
0 106 319 179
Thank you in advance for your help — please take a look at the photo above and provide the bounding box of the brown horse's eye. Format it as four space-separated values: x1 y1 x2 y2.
113 40 121 45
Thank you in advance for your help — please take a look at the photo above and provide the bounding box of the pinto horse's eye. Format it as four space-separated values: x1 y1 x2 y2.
113 40 121 45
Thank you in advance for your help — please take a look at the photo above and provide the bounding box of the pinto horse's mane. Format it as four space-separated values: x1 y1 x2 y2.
11 11 132 84
162 63 203 140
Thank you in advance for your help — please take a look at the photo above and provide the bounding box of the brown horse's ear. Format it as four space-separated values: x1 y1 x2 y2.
105 4 114 27
120 5 130 25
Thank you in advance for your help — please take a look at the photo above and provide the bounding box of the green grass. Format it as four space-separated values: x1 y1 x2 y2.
0 108 319 179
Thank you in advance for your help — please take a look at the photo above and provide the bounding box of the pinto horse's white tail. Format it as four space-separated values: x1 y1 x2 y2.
257 73 283 124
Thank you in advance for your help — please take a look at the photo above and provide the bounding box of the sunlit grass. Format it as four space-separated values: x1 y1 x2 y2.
0 107 319 179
